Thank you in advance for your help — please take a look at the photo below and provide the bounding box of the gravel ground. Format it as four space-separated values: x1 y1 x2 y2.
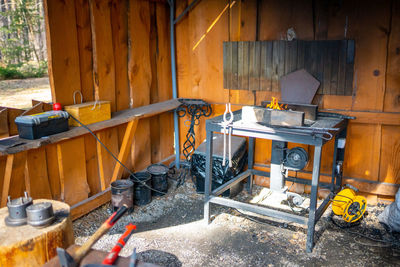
73 176 400 266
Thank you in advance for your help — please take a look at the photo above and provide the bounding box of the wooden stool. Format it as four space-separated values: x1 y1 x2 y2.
0 199 75 267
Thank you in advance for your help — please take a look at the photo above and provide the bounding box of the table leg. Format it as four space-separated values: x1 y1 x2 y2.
330 135 339 191
306 145 322 253
204 130 214 224
335 126 348 188
247 137 255 193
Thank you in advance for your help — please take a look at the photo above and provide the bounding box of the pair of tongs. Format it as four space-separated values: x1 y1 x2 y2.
222 103 234 167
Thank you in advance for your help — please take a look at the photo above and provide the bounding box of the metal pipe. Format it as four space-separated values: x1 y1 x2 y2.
174 0 201 25
169 0 180 168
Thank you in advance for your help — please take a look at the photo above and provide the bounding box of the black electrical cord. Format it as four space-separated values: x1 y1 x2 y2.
329 213 400 247
234 208 276 227
68 114 167 195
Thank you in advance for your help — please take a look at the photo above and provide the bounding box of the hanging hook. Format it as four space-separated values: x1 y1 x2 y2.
222 103 234 167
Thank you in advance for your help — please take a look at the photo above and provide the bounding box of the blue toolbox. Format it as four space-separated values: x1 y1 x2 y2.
14 111 69 140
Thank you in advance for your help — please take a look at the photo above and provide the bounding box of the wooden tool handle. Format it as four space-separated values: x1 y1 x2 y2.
74 223 110 261
72 205 128 262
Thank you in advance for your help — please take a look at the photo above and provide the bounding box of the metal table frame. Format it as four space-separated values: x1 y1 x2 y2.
204 112 348 252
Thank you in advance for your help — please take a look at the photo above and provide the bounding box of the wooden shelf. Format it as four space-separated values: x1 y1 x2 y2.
0 99 181 156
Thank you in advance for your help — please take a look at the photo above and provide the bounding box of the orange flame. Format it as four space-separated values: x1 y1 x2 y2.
266 97 287 110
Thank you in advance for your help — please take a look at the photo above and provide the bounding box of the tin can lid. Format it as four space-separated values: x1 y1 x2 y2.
147 164 169 175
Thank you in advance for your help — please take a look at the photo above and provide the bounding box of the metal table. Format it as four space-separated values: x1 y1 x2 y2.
204 110 349 252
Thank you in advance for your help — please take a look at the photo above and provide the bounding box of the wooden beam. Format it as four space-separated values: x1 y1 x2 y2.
70 189 111 220
96 132 107 191
0 99 181 155
111 119 138 182
1 152 27 207
0 109 8 139
320 109 400 125
1 155 14 207
96 129 119 191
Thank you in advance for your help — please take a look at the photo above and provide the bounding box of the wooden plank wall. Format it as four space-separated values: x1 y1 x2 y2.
175 0 400 202
0 0 174 209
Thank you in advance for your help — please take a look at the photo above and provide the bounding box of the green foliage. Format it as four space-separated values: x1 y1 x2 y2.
0 0 45 68
0 61 47 80
0 65 23 79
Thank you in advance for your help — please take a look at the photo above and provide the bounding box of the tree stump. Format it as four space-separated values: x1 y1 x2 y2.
0 199 75 267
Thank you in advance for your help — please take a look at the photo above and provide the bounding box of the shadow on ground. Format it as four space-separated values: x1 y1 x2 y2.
73 179 400 266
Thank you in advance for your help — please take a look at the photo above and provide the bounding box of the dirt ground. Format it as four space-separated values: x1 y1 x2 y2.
0 77 51 109
73 177 400 267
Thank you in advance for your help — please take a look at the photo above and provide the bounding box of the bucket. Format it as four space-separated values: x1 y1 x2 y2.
111 180 134 212
147 164 169 196
130 172 152 206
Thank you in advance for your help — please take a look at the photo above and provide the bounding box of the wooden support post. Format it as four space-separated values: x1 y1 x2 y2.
1 155 14 207
24 160 30 196
96 132 107 191
1 152 27 207
111 119 138 183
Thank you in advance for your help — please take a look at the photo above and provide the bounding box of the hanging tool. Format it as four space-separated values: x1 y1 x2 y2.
332 184 367 223
222 103 234 167
57 205 128 267
102 224 136 265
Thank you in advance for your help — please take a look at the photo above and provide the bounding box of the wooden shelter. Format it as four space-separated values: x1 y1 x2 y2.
0 0 399 219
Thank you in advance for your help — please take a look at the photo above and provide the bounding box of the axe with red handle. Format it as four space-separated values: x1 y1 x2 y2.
102 223 136 265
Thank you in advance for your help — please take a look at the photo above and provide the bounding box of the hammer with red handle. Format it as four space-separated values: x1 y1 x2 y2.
102 223 136 265
57 205 129 267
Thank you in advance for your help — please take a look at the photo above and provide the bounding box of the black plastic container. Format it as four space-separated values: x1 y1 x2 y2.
130 172 152 206
111 180 134 212
147 164 169 196
191 135 247 198
14 111 69 140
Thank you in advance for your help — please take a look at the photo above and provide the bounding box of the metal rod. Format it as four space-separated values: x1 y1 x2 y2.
169 0 180 169
247 137 255 193
306 145 322 253
209 196 308 225
204 130 213 224
174 0 201 25
212 170 251 196
315 193 333 222
331 134 339 189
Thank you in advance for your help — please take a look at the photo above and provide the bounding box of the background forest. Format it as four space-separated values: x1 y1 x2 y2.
0 0 47 79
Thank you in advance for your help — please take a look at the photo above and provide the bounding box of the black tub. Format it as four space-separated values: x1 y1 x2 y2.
130 172 152 206
147 164 169 196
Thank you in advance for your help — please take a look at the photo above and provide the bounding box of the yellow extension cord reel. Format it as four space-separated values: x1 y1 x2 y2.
332 184 367 223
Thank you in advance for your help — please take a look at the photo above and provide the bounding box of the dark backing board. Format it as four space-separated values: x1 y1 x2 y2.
223 40 355 95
